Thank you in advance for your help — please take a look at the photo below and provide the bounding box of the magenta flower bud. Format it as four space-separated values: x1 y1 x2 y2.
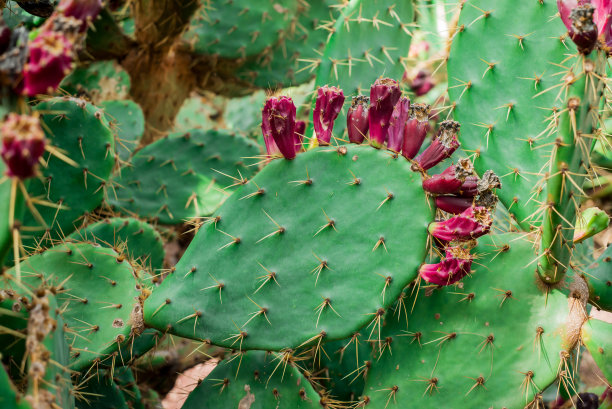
386 97 411 152
313 85 344 145
428 206 492 242
401 103 430 160
369 78 401 148
435 196 474 214
22 30 74 96
460 176 479 197
422 158 474 195
1 113 46 179
58 0 103 32
410 70 434 97
419 246 472 286
294 120 305 154
414 120 460 171
0 20 11 55
261 96 298 160
347 95 369 144
569 5 599 53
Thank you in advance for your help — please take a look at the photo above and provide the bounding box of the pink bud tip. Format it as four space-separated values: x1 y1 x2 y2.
386 97 411 153
261 96 298 160
22 30 74 97
313 85 344 145
347 96 369 144
419 246 472 286
428 205 492 242
401 103 430 160
369 78 401 148
414 120 460 170
1 113 46 179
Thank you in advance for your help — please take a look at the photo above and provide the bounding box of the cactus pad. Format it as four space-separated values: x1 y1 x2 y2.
584 244 612 312
60 61 131 103
582 318 612 383
100 99 145 162
144 144 433 349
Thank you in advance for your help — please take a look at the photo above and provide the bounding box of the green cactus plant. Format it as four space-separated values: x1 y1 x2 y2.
100 99 145 162
582 317 612 384
583 244 612 312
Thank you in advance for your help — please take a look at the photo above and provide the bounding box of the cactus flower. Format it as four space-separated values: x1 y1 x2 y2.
386 97 411 152
347 95 369 144
419 246 472 286
57 0 103 32
414 120 460 171
261 96 298 160
435 196 474 215
22 30 74 96
401 103 430 160
313 85 344 145
428 206 492 242
1 113 46 179
410 70 434 97
422 158 474 195
369 78 401 148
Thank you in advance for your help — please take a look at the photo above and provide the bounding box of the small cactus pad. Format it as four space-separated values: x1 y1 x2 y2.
0 361 31 409
109 129 259 224
582 318 612 383
22 97 115 244
100 99 145 162
6 242 141 371
361 233 577 408
447 0 575 228
182 0 298 59
77 369 130 409
584 244 612 312
181 350 321 409
68 217 165 273
144 144 433 349
312 0 414 138
60 61 131 103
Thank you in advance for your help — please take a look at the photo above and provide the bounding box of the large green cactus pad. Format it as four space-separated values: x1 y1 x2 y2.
6 243 141 371
109 129 259 224
312 0 414 139
144 144 433 349
447 0 575 229
362 233 574 408
22 97 115 246
182 350 320 409
60 61 131 103
100 99 145 162
584 245 612 312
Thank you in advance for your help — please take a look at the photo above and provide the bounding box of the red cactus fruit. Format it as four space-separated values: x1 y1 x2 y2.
401 103 430 160
57 0 103 32
414 120 460 171
419 246 472 286
569 5 599 53
313 85 344 145
422 158 474 195
435 196 474 214
261 96 298 160
369 78 401 148
428 205 492 242
1 113 46 179
347 95 369 144
22 30 74 96
386 97 411 152
410 70 434 97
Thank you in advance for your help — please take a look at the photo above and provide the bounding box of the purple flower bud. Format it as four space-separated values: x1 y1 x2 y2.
22 30 74 96
460 176 479 197
422 158 474 195
386 97 411 152
0 19 11 55
261 96 298 160
410 70 434 97
58 0 103 32
1 113 46 179
369 78 401 148
401 103 430 160
428 206 492 242
435 196 474 214
569 5 599 53
313 85 344 145
419 246 472 286
347 95 369 144
414 120 460 171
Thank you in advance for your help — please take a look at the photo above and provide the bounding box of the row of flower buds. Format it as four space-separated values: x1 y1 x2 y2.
557 0 612 54
0 0 102 96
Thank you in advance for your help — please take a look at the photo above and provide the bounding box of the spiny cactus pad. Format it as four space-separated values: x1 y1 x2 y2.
22 97 114 245
100 99 145 162
109 129 259 224
582 318 612 383
6 242 141 371
183 0 298 59
181 350 321 409
0 361 31 409
362 233 575 408
584 244 612 312
447 0 575 229
312 0 414 139
68 217 164 273
60 60 131 103
77 369 130 409
144 144 433 349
